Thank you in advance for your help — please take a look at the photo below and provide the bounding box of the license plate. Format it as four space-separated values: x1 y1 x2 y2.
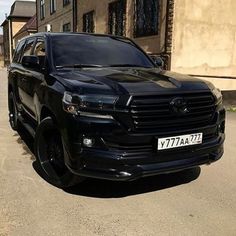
157 133 203 150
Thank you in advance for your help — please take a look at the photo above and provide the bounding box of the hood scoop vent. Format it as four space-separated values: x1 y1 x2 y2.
154 78 178 89
135 70 181 89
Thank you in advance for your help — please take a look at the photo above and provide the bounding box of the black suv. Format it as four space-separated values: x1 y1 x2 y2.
8 33 225 188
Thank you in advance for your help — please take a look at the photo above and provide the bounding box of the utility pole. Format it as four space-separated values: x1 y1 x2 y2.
8 18 12 63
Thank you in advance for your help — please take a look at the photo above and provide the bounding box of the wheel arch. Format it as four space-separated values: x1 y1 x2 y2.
8 84 15 110
8 84 13 93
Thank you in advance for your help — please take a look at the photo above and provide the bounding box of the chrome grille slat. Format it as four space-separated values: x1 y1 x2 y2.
133 111 214 120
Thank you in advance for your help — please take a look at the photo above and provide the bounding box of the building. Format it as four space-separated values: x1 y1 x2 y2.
13 15 37 45
0 35 4 67
37 0 172 65
171 0 236 91
35 0 236 91
0 35 3 56
37 0 75 32
1 0 36 66
77 0 173 65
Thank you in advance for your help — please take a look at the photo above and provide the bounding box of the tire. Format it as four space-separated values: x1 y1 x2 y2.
8 91 19 131
34 117 83 188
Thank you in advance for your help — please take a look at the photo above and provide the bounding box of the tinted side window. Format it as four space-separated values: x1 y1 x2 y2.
13 40 25 63
33 39 46 68
33 40 45 56
21 38 35 59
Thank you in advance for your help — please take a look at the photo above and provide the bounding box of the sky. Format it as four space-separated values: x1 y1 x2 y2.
0 0 35 34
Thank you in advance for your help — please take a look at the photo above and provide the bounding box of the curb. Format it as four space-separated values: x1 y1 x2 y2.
222 90 236 106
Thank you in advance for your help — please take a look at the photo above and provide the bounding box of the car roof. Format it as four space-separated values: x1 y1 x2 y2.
21 32 130 41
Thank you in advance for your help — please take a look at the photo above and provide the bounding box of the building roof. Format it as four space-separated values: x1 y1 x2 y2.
14 15 37 38
1 1 36 26
9 1 36 18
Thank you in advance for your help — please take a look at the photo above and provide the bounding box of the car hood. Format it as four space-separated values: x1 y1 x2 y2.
53 67 211 95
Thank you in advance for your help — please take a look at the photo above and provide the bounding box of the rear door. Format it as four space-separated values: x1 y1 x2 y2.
9 39 26 106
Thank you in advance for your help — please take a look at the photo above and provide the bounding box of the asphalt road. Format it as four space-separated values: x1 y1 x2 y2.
0 68 236 236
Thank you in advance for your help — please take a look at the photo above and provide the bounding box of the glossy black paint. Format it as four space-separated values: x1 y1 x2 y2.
8 33 225 181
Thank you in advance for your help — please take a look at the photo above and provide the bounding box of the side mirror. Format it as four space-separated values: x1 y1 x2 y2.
150 56 164 68
22 55 39 70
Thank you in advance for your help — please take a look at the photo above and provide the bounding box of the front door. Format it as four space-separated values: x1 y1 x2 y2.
17 38 36 117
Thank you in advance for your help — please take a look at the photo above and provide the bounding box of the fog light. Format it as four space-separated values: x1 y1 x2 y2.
83 137 95 147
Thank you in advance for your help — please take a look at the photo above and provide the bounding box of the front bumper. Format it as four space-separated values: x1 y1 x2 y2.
66 134 224 181
62 108 226 181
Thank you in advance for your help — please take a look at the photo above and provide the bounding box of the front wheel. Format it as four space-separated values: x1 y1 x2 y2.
34 117 83 188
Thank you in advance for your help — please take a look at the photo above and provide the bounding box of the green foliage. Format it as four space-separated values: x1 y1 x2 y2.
227 106 236 112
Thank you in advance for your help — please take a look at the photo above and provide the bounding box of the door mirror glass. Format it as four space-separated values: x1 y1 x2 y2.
22 55 40 70
150 56 164 68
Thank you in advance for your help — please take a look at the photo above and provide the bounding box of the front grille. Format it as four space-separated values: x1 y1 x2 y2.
130 92 216 133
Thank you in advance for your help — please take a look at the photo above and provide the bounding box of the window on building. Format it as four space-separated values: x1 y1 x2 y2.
83 11 95 33
134 0 159 37
108 0 126 36
50 0 56 14
63 0 70 6
63 23 71 32
40 0 45 20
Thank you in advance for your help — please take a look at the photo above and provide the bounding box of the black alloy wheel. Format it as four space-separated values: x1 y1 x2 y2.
34 117 83 188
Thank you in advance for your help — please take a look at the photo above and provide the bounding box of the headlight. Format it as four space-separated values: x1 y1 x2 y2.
62 92 118 118
206 81 223 105
212 87 223 105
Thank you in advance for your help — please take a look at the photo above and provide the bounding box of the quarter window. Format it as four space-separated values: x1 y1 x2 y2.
108 0 126 36
40 0 45 20
83 11 95 33
33 39 46 68
33 40 45 57
134 0 159 37
50 0 56 14
21 39 35 59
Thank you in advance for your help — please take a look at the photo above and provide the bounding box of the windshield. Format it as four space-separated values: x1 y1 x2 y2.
51 35 155 68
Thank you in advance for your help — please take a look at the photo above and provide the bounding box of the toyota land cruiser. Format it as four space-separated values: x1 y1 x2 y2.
8 33 225 188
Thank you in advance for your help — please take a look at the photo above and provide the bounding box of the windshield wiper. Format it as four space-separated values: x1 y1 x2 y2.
108 64 152 68
56 64 153 69
56 64 105 69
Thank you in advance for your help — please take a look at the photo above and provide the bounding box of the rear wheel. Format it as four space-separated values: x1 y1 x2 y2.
8 91 19 131
34 117 83 188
